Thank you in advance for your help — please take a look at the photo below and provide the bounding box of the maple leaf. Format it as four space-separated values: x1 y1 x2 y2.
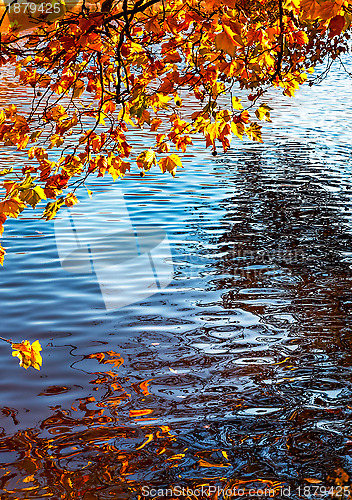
136 149 157 171
158 154 182 176
11 340 42 370
43 198 65 220
65 193 78 207
0 197 26 218
329 15 345 37
215 26 243 57
150 118 162 131
246 122 263 142
293 31 309 46
232 96 243 110
255 103 273 122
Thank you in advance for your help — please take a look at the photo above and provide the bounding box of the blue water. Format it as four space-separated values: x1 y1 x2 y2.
1 56 352 497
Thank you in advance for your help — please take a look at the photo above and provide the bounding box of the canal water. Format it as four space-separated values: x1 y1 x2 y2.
1 56 352 498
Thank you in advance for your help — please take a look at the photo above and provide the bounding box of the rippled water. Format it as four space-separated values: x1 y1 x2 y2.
1 57 352 498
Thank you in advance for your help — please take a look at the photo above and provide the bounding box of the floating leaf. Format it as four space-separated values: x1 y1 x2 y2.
11 340 42 370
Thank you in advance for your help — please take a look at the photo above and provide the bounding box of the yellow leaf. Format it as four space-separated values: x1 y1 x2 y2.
49 134 64 149
137 149 157 171
232 96 243 110
149 93 172 111
246 122 263 142
11 340 42 370
0 197 26 218
108 157 130 180
19 185 46 209
231 121 244 140
65 193 78 207
43 198 65 220
72 80 85 99
158 154 182 177
255 103 273 122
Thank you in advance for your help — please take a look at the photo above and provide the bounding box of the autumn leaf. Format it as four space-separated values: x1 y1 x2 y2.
0 243 5 266
65 193 78 207
0 197 26 218
0 214 6 236
0 167 13 176
215 25 243 57
329 15 345 37
158 154 182 176
246 122 263 142
232 96 243 110
11 340 42 370
43 198 65 220
150 118 162 131
72 79 85 99
136 149 157 171
255 103 273 122
293 31 309 46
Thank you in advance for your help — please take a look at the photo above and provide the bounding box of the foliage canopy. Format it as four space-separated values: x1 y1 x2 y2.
0 0 350 265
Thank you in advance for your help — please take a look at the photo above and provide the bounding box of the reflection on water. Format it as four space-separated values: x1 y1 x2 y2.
1 58 352 497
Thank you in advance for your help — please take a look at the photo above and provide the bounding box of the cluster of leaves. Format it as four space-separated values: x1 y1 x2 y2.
0 0 350 264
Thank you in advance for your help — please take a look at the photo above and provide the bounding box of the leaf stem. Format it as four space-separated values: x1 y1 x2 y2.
0 336 12 344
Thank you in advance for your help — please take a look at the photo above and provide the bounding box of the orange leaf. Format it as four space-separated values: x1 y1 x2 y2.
329 15 345 37
0 197 26 218
150 118 162 131
65 193 78 207
0 243 5 266
215 25 243 57
0 214 6 235
293 31 309 45
158 154 182 176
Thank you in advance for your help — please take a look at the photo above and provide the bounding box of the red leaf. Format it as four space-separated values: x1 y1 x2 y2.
329 15 345 37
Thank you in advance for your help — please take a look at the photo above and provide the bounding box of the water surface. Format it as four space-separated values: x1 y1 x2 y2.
1 58 352 498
